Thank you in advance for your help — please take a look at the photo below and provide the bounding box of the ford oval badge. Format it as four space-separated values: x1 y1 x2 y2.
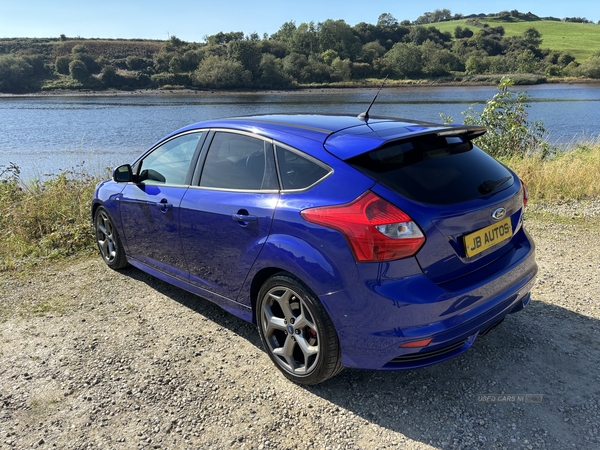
492 207 506 220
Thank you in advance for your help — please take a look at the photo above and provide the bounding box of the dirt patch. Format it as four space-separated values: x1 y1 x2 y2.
1 202 599 449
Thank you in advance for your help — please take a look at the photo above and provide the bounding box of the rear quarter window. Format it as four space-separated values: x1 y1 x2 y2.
348 135 514 205
276 146 331 190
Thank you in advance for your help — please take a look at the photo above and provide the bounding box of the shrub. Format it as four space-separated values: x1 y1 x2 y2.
0 165 99 269
0 55 34 92
69 59 89 81
444 77 551 158
192 55 252 89
126 55 152 71
55 55 71 75
575 54 600 79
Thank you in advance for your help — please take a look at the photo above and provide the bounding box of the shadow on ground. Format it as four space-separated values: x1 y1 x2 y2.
122 264 599 448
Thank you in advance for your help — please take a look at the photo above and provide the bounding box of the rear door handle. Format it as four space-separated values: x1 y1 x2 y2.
158 198 172 213
232 213 258 225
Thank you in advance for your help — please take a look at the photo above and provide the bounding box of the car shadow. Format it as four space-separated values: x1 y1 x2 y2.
120 265 599 448
119 265 262 347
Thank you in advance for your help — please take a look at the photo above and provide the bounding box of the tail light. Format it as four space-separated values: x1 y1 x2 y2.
520 179 528 209
301 191 425 262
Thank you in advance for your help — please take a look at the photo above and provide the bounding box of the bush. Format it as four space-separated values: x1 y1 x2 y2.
126 55 152 71
55 55 71 75
69 59 89 81
380 43 423 78
192 55 252 89
0 165 99 269
257 54 292 88
444 77 551 158
0 55 34 92
575 54 600 78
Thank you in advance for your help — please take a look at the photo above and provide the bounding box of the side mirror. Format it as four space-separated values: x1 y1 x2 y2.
113 164 133 183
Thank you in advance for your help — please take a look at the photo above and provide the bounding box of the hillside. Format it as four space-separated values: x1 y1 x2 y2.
434 19 600 61
1 11 600 93
0 37 163 62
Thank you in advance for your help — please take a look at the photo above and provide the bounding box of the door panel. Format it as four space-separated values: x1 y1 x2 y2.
118 131 204 277
179 190 279 300
119 184 188 277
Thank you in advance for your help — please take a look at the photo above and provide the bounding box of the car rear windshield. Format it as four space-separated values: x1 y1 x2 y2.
348 135 514 205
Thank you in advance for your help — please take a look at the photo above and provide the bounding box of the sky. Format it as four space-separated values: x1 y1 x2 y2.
0 0 598 42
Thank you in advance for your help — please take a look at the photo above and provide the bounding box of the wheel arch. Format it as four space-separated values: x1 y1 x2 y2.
249 267 288 325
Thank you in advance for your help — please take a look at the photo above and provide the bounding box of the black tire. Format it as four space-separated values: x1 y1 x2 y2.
256 274 343 385
94 206 129 270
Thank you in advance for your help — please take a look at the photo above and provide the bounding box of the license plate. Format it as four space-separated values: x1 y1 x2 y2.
463 217 512 258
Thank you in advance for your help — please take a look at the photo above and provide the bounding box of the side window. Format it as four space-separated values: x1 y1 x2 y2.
199 132 278 190
138 132 203 185
276 146 331 190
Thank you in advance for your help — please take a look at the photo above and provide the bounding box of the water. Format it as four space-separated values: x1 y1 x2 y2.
1 83 599 180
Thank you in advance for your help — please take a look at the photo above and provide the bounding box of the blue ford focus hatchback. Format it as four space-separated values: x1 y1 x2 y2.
92 114 537 384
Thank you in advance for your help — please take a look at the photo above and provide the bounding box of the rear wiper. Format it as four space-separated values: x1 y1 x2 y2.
478 176 511 194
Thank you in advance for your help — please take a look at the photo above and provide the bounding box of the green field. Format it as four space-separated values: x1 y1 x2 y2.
434 19 600 62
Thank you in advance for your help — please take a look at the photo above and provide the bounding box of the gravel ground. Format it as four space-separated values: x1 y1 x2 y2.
1 201 599 450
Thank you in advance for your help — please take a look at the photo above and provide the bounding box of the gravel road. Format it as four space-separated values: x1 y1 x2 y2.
1 201 599 450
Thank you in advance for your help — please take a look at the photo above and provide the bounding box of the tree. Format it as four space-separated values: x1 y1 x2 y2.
359 41 386 64
575 53 600 78
228 40 262 79
258 54 291 88
516 49 539 73
321 49 338 66
465 54 489 74
69 59 89 81
169 56 183 74
55 55 71 75
380 43 423 78
330 58 352 81
377 13 398 28
0 55 34 92
421 40 462 76
282 53 309 81
317 19 362 60
523 27 542 48
290 22 318 55
204 31 244 46
272 21 296 43
454 26 473 39
192 55 252 89
71 44 99 74
126 56 152 71
100 65 120 86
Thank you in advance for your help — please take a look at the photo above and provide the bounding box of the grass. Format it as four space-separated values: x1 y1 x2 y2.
0 165 101 270
501 139 600 201
1 141 599 270
433 19 600 62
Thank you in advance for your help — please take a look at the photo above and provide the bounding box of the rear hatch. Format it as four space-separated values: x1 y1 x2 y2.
338 129 525 285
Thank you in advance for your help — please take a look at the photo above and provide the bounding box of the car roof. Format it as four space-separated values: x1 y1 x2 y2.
176 114 485 160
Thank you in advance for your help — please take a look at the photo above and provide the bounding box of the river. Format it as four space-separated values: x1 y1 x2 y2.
1 83 599 180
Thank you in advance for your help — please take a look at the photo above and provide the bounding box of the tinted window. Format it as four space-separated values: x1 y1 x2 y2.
349 135 514 205
276 146 330 190
200 132 278 190
138 132 202 185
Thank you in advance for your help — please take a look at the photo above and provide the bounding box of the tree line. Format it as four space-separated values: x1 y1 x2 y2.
1 9 599 93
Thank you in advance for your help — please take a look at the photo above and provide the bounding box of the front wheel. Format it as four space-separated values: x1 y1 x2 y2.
256 274 342 385
94 206 128 270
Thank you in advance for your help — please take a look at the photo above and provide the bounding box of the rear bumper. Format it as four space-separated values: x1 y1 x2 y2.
320 230 537 370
